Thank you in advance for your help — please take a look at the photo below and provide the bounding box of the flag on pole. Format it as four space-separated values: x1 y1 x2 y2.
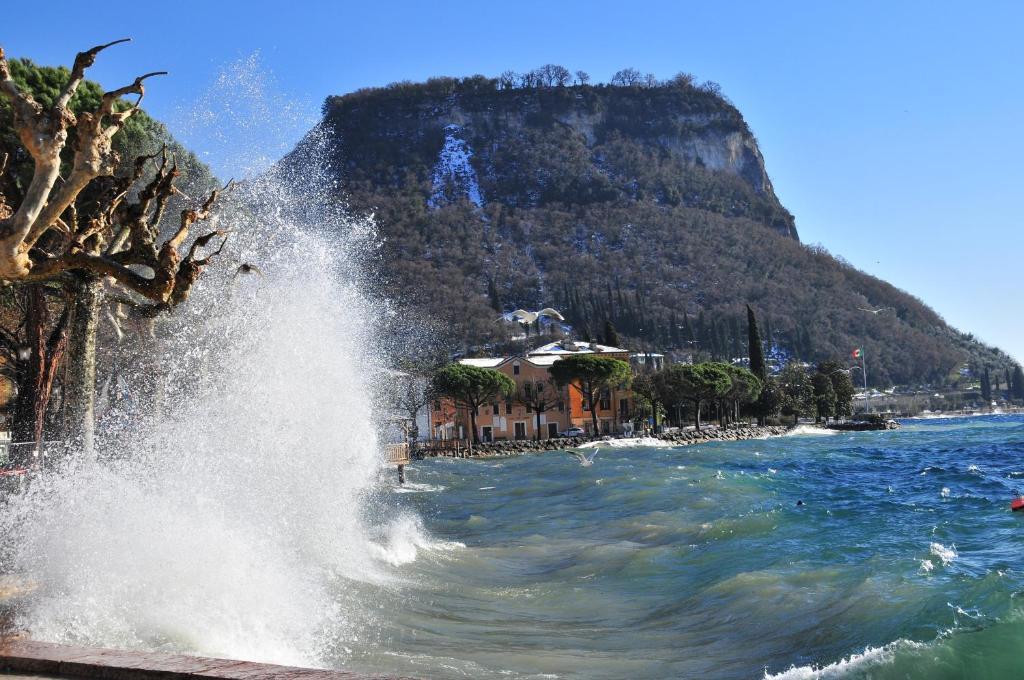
851 348 863 359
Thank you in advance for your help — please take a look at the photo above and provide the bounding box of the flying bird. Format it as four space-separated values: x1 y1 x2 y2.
234 263 264 278
567 447 600 467
858 307 893 315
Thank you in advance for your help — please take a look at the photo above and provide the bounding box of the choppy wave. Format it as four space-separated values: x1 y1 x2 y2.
784 425 839 437
577 436 677 449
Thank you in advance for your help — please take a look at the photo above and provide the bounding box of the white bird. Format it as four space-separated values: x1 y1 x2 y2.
858 306 893 315
567 447 600 467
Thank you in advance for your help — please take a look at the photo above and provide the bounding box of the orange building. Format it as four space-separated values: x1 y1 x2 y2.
430 341 636 442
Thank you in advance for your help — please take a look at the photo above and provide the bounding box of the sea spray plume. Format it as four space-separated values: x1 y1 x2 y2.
0 65 402 667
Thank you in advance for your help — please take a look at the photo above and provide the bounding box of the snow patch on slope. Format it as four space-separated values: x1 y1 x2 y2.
429 124 483 208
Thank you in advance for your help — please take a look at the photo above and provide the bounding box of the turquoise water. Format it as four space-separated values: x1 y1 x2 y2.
345 416 1024 679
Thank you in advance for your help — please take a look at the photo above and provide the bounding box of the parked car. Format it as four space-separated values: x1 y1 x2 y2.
559 426 585 437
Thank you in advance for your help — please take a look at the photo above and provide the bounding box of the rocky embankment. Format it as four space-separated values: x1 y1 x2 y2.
430 424 793 458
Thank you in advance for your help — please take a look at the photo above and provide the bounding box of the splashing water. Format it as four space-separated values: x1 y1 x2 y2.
0 73 401 666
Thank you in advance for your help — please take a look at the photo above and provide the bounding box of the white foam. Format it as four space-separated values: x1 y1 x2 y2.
930 542 958 565
764 639 925 679
370 514 464 567
783 425 839 437
577 436 676 449
393 482 445 494
940 487 951 498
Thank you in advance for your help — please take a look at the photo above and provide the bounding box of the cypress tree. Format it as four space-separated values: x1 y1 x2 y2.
747 305 766 381
1013 366 1024 400
487 278 502 312
603 320 621 348
1007 367 1014 398
981 367 992 402
683 312 695 345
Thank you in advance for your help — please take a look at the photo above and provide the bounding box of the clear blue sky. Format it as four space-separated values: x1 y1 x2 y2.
4 1 1023 363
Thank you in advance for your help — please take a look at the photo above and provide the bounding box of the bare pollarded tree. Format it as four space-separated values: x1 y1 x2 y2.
0 40 231 457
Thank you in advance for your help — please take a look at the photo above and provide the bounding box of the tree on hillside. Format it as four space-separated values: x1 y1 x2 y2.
515 378 563 440
574 70 590 86
747 305 768 424
611 67 643 86
0 42 228 456
819 359 855 420
1013 366 1024 401
431 364 515 446
981 367 992 403
811 371 837 423
603 319 621 347
548 354 631 435
778 361 813 425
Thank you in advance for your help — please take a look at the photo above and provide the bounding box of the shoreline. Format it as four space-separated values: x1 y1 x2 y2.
420 424 794 459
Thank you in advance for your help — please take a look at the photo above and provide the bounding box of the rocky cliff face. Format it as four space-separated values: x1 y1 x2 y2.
288 77 1014 387
323 80 797 239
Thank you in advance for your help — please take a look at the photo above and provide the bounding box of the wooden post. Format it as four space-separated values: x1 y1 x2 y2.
397 464 405 485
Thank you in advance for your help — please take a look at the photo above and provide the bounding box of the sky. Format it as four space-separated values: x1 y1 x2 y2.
4 1 1023 362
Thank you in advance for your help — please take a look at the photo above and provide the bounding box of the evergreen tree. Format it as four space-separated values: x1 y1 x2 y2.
811 371 837 423
603 319 621 347
747 305 768 424
1007 367 1014 399
981 367 992 403
683 312 695 345
487 278 502 312
747 305 766 380
431 364 516 445
1013 366 1024 400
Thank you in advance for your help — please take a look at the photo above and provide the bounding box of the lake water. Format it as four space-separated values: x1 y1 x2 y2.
342 415 1024 679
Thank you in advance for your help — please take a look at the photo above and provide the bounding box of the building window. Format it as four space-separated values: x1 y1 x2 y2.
599 389 611 411
619 398 629 415
514 422 527 440
492 403 499 415
548 423 558 438
506 401 513 414
513 363 520 375
557 401 565 412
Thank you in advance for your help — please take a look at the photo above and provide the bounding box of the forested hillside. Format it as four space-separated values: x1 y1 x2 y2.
299 67 1012 386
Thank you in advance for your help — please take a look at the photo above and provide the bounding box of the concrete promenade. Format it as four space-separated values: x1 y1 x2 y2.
0 640 415 680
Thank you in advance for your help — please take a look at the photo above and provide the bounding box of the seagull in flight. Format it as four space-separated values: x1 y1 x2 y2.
567 447 600 467
858 306 893 315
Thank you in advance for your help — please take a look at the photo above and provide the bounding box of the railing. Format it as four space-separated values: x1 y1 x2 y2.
384 443 410 466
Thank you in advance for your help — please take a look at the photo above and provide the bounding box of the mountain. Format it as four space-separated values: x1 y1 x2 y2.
296 70 1011 387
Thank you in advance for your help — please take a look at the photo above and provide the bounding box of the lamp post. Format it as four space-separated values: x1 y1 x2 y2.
853 306 894 414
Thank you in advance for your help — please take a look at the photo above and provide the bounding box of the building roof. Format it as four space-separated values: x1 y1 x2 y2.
528 340 629 356
459 357 506 368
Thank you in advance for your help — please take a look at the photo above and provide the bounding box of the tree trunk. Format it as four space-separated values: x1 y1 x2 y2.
587 387 599 436
61 274 102 461
469 408 479 446
535 410 542 440
694 399 702 431
12 284 69 466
